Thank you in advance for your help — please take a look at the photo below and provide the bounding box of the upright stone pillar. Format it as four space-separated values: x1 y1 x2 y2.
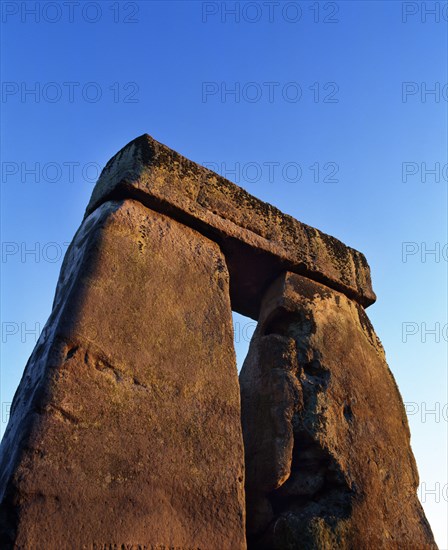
0 199 246 549
240 272 436 549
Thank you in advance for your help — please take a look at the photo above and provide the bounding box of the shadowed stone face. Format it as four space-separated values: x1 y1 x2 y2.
0 200 246 549
240 272 436 549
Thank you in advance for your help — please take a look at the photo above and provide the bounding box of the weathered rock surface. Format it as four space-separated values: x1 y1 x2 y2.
85 134 375 317
0 199 246 549
1 135 436 549
240 272 436 549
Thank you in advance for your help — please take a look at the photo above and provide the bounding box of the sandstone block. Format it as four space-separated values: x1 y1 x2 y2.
85 135 375 316
0 200 246 549
240 272 436 549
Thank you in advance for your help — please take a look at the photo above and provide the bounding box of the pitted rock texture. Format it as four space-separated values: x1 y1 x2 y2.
84 134 375 317
0 199 246 550
240 272 436 549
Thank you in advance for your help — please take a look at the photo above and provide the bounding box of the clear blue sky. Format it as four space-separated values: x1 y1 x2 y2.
1 1 447 545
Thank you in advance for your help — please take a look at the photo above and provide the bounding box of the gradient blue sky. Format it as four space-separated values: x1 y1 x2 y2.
1 1 447 545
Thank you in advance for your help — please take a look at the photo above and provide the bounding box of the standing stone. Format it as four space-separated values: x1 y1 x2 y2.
1 134 436 549
240 272 436 549
0 199 246 549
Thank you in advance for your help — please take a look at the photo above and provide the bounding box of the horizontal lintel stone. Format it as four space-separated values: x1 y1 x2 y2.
85 134 376 317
